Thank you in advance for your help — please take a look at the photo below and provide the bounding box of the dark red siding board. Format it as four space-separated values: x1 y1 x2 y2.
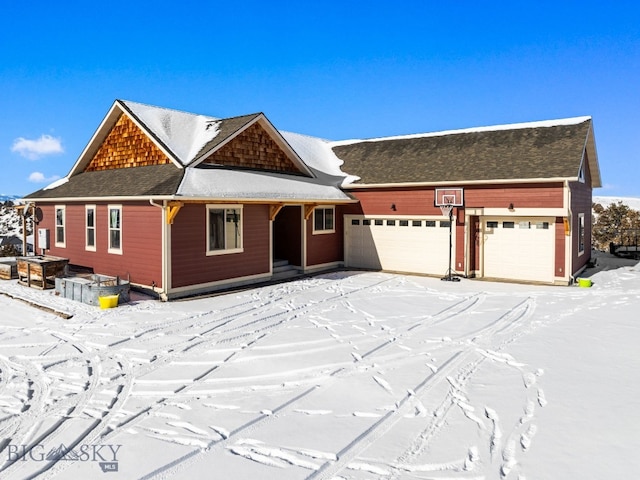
306 205 345 267
35 202 163 287
348 183 564 216
569 155 593 274
170 204 270 288
555 217 566 277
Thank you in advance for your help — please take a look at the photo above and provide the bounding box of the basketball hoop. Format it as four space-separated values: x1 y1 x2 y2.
439 203 454 218
434 188 464 283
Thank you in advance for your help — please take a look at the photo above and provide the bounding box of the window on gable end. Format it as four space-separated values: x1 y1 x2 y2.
578 164 586 183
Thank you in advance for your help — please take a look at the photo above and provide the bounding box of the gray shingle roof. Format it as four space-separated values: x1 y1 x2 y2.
25 164 183 199
333 119 592 185
191 113 262 163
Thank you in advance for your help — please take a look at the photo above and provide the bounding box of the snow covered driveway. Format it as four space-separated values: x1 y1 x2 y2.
1 267 639 479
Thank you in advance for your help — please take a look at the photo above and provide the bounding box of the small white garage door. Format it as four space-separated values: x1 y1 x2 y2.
345 216 454 275
483 217 555 283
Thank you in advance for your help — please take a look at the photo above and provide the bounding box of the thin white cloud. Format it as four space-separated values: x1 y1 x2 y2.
28 171 61 183
11 134 64 160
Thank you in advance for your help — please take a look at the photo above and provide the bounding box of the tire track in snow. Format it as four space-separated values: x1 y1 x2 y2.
5 277 394 476
378 296 537 479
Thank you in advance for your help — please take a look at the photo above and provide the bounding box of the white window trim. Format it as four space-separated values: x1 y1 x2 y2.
85 204 96 252
108 204 123 255
206 204 244 256
578 213 586 256
312 206 336 235
54 205 66 248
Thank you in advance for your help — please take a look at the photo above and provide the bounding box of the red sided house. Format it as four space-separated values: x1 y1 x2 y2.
25 100 356 299
25 100 600 298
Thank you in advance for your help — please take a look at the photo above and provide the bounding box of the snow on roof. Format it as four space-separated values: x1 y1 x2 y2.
280 131 360 186
43 176 69 190
178 168 353 202
122 100 221 165
331 116 593 147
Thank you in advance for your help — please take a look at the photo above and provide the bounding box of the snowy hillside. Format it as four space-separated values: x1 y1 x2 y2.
593 195 640 211
0 200 26 237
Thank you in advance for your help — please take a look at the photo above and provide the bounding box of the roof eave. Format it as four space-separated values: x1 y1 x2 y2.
25 194 357 204
24 195 177 203
584 121 602 188
343 177 577 189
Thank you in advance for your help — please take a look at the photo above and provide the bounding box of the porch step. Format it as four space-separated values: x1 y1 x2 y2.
272 259 301 280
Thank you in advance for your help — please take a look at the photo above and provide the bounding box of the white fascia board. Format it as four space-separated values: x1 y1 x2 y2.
189 114 316 178
584 122 602 188
482 208 568 217
172 196 357 204
29 195 176 203
343 177 576 189
31 195 357 204
67 101 122 177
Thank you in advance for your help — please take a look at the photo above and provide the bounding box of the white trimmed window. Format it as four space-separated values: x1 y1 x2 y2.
313 206 335 234
108 205 123 254
578 164 585 183
206 205 243 255
86 205 96 251
578 213 585 255
55 205 66 247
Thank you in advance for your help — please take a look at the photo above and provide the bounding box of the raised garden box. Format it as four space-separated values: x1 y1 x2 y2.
0 260 18 280
17 255 69 289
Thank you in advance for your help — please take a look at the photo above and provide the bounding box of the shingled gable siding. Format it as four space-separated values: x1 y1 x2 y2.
35 202 163 287
85 114 171 172
170 203 270 288
200 123 303 174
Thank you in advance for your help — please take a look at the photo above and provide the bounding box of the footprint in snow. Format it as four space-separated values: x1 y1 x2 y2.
520 424 537 451
537 388 548 407
522 372 537 389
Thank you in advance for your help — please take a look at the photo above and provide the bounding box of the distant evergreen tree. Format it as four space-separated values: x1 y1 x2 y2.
592 201 640 250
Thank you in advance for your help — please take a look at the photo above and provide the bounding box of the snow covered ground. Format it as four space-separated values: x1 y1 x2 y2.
0 258 639 479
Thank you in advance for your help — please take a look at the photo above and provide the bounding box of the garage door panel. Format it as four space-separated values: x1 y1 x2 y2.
483 217 554 282
345 216 452 275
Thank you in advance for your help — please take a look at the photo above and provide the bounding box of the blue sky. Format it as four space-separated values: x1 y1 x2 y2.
1 1 639 197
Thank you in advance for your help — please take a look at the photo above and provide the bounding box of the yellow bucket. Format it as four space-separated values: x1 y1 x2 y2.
577 278 592 288
99 294 119 309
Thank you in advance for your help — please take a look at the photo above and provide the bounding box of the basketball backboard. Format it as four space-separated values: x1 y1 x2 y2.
435 188 464 207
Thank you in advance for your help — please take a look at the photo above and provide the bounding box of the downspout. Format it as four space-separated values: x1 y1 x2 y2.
149 199 169 300
563 180 573 285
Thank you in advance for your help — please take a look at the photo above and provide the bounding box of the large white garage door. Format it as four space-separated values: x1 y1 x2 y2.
345 216 454 275
483 217 555 283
